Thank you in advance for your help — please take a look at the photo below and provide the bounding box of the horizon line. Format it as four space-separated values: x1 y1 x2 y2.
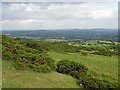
2 28 118 31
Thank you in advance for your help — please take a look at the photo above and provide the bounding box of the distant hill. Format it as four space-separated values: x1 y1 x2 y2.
2 28 118 41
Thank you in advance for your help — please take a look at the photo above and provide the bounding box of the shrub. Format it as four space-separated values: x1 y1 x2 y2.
43 58 56 71
2 51 13 60
56 60 88 79
92 50 117 56
14 56 55 73
14 61 27 70
2 35 56 73
81 51 88 56
33 64 51 73
77 74 118 89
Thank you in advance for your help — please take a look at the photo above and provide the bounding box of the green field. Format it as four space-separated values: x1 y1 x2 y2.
48 52 118 85
2 60 80 88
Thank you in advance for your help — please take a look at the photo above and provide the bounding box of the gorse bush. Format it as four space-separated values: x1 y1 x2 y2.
33 64 52 73
92 50 117 56
81 51 88 56
77 74 118 89
2 35 55 73
56 60 88 79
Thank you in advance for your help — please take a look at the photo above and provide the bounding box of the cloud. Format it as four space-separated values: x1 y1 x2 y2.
19 19 38 24
1 0 119 2
2 3 117 20
1 2 118 30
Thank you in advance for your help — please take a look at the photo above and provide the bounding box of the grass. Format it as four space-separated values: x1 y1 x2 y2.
48 51 118 85
2 51 118 88
2 60 80 88
85 40 98 45
0 57 2 89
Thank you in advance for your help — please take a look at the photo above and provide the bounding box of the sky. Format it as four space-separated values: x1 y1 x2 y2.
0 1 118 30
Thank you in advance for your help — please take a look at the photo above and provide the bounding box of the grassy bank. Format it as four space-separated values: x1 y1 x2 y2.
48 51 118 85
2 60 80 88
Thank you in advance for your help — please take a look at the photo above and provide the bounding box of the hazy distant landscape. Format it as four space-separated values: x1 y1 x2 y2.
2 29 118 41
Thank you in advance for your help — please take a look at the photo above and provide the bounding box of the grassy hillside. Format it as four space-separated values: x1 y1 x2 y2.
48 52 118 85
2 60 80 88
2 35 119 88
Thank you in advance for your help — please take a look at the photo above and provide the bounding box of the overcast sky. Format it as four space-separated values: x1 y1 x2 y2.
0 2 118 30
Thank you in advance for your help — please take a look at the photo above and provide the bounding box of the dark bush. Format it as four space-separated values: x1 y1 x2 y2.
2 51 13 60
56 60 88 79
92 50 114 56
2 35 56 73
14 61 27 70
14 56 55 73
81 51 88 56
77 74 118 89
43 58 56 71
33 64 51 73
